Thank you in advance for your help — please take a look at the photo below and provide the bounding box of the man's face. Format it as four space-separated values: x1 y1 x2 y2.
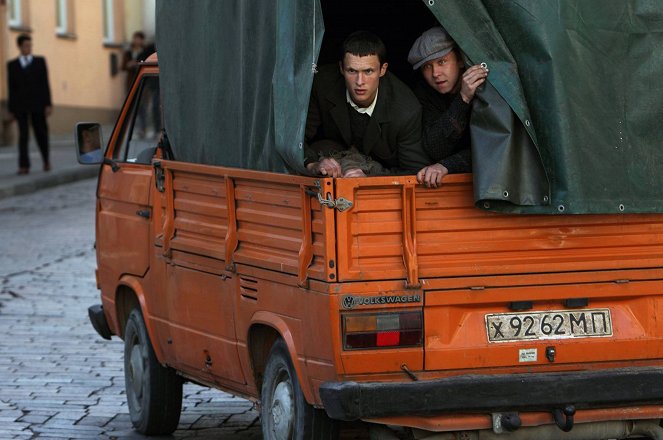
131 35 145 49
420 50 463 95
340 53 387 108
19 40 32 56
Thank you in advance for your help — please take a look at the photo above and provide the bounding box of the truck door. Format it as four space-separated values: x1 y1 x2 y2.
97 73 162 298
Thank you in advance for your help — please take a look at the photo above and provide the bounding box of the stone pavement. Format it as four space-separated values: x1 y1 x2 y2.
0 127 107 201
0 180 370 439
0 179 262 439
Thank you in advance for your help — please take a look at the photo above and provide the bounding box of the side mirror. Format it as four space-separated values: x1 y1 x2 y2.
75 122 104 164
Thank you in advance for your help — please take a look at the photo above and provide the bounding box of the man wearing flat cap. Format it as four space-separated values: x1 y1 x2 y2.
304 31 430 178
408 26 488 187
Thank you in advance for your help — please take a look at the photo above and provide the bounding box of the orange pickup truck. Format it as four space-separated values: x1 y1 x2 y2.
79 56 663 440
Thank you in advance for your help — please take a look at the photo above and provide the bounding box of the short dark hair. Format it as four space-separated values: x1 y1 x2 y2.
17 33 31 47
132 31 146 40
340 31 387 66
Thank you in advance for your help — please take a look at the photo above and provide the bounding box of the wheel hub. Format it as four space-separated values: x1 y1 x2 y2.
270 379 294 439
129 344 144 400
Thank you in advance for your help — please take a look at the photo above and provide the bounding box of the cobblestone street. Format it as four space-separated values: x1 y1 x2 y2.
0 179 369 439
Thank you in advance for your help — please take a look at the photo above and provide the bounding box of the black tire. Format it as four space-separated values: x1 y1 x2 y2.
261 339 338 440
124 308 183 435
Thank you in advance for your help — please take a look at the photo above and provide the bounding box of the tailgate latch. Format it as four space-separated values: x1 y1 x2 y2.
307 181 353 212
154 161 165 192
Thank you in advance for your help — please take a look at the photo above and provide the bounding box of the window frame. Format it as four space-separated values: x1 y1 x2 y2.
8 0 23 28
113 74 162 164
55 0 75 37
102 0 115 44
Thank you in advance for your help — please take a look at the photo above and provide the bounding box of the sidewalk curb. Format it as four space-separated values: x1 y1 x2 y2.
0 166 99 200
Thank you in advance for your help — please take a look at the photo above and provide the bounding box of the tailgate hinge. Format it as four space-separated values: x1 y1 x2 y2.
154 160 165 192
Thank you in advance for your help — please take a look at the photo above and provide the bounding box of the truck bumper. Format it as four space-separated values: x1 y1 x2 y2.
88 304 113 340
319 367 663 421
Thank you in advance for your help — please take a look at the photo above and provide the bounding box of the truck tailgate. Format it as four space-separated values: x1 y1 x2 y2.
334 174 663 284
424 275 663 371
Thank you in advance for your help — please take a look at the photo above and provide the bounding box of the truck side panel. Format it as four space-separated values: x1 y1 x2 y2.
159 161 334 283
154 161 337 400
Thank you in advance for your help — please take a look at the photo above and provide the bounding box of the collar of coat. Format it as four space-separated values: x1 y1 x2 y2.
324 72 394 153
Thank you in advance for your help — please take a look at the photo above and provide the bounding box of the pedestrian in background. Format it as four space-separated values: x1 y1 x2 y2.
121 31 157 137
121 31 147 93
7 33 52 175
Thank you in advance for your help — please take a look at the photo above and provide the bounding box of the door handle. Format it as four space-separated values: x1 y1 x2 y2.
136 209 151 219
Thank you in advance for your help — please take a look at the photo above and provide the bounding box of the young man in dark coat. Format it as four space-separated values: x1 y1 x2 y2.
304 31 430 178
408 27 488 187
7 34 52 174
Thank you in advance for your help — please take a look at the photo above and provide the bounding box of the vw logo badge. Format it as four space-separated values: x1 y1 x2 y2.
342 295 356 309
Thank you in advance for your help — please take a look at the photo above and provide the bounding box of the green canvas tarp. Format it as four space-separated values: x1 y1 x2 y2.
156 0 663 214
430 0 663 214
156 0 323 174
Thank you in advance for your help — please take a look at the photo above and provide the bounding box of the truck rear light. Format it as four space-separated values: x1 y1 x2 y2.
343 311 422 350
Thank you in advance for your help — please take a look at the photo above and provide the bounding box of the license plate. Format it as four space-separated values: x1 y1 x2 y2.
485 308 613 343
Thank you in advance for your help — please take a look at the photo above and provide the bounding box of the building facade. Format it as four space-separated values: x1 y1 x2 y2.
0 0 155 144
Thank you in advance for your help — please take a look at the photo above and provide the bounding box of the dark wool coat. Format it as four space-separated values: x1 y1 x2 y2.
7 56 52 114
304 65 430 174
413 80 472 174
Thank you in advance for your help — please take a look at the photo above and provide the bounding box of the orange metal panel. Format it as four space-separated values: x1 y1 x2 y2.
334 174 663 282
168 171 228 262
224 177 238 269
157 160 335 283
96 165 153 304
234 283 336 405
339 358 663 382
315 178 337 282
424 280 663 371
164 265 245 385
368 406 663 432
419 267 663 292
161 167 175 257
298 186 314 286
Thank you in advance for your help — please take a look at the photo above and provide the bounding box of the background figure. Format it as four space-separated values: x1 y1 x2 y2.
122 32 157 137
121 31 156 92
7 34 52 175
121 31 147 93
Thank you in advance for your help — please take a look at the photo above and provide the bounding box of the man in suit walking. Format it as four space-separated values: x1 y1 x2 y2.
304 31 430 178
7 34 52 174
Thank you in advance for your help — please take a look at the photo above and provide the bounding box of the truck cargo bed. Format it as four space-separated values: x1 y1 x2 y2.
155 161 663 288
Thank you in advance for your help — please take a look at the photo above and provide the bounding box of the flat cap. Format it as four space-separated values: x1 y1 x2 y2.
408 26 456 70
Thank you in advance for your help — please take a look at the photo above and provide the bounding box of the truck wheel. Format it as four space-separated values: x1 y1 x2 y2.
124 308 183 435
261 339 338 440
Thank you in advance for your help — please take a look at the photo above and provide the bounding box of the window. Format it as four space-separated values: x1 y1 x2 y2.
102 0 114 43
8 0 23 28
114 76 162 164
56 0 74 36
